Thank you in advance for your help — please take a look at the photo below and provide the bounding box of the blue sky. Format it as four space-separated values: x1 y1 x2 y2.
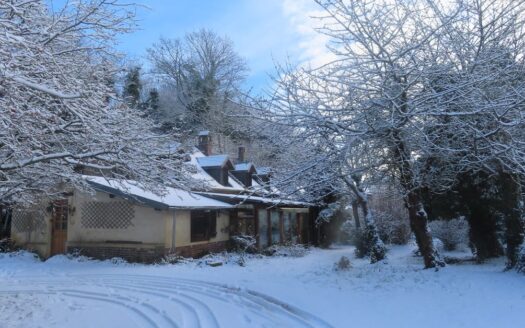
117 0 330 93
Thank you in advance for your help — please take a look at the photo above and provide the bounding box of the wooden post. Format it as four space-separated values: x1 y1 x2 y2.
279 210 284 244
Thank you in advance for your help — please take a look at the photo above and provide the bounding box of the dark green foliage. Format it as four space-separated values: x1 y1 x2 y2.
422 171 524 265
123 66 142 108
147 89 159 111
354 219 387 263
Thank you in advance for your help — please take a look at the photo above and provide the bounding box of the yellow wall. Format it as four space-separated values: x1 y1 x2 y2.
11 189 234 258
174 210 230 247
10 203 52 258
67 191 169 249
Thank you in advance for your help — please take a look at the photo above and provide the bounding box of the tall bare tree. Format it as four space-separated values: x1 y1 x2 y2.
147 29 249 136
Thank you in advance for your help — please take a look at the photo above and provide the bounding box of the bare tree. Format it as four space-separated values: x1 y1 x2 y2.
0 0 192 203
260 0 525 268
147 29 249 135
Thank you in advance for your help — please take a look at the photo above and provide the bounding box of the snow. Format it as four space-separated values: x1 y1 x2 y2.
227 173 246 189
198 191 312 207
0 244 524 328
86 176 233 209
234 163 254 171
256 167 271 175
188 153 245 192
196 155 230 168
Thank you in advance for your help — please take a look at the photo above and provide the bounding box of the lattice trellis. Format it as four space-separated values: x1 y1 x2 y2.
81 201 134 229
12 207 47 232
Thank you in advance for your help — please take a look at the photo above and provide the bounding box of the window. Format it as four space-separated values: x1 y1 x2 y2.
258 209 269 248
191 210 217 242
270 210 281 244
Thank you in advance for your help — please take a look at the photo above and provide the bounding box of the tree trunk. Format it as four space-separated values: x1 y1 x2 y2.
406 192 442 268
500 173 524 268
352 199 361 229
467 209 504 262
391 127 442 268
341 175 386 263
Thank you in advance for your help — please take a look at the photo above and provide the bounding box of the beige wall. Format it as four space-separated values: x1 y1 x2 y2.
10 203 52 258
68 191 170 249
174 210 230 247
11 188 234 258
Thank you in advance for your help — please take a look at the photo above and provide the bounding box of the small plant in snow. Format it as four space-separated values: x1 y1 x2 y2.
374 212 412 245
161 253 192 265
428 218 469 251
334 256 352 271
266 244 309 258
354 217 387 263
231 235 257 253
231 235 257 266
0 239 16 253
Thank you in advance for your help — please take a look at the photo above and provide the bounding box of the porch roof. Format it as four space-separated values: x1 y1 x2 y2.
195 192 314 208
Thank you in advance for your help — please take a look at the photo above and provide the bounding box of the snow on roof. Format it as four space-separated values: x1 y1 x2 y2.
228 173 246 189
197 192 313 207
188 153 244 191
198 130 210 136
85 176 233 209
234 163 254 171
197 155 230 168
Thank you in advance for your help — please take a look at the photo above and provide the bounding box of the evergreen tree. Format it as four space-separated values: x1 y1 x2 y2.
123 66 142 108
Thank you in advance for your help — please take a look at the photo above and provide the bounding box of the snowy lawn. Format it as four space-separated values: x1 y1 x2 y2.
0 245 524 328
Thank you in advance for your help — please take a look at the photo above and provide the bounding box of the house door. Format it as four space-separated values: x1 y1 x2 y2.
50 200 68 255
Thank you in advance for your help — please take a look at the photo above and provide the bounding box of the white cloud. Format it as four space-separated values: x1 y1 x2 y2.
280 0 336 68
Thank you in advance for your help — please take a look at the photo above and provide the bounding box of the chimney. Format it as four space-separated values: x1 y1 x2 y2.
197 131 211 156
238 146 246 163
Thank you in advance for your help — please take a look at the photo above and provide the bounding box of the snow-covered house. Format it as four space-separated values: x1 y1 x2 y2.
9 133 315 262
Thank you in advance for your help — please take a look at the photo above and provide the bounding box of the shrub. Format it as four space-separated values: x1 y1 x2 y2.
374 211 412 245
516 243 525 274
0 238 15 253
334 256 352 271
428 217 469 251
354 219 387 263
230 235 257 253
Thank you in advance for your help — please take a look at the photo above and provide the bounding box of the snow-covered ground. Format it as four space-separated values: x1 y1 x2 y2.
0 245 524 328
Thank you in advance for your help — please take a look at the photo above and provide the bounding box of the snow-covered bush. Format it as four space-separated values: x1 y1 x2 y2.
334 256 352 271
316 203 339 225
161 253 192 265
428 218 469 251
0 239 16 253
516 244 525 274
374 212 412 245
230 235 257 253
340 220 362 245
265 244 308 258
354 219 387 263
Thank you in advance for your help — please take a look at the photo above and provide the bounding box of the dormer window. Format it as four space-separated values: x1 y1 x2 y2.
196 155 234 187
232 163 256 187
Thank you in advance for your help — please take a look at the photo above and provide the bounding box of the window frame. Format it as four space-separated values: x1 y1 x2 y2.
190 210 217 242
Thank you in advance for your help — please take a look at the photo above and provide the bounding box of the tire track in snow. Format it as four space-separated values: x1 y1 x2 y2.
0 273 333 328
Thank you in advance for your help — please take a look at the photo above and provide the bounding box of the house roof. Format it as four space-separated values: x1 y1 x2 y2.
196 155 230 168
196 192 313 208
85 176 233 210
198 130 210 136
